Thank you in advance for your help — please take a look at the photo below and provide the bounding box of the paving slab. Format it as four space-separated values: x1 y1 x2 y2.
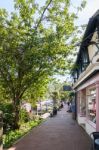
8 105 91 150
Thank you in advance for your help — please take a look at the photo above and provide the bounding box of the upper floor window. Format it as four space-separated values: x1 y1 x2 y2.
77 48 89 76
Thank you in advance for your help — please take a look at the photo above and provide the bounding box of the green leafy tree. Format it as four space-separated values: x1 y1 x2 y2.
23 76 50 106
0 0 86 129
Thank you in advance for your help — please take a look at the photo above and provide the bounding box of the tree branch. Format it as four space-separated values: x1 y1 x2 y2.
19 66 44 98
0 69 15 97
34 0 53 32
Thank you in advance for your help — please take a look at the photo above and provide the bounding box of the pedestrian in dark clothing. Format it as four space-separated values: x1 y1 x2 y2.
67 101 70 106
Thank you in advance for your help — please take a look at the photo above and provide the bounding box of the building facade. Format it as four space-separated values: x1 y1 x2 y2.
72 10 99 135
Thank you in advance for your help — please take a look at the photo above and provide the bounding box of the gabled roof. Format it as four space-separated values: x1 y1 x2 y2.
75 10 99 66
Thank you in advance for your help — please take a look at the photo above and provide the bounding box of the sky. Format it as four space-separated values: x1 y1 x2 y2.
77 0 99 25
0 0 99 25
0 0 99 82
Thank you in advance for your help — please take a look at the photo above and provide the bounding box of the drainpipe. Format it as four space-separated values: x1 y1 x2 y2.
73 90 77 120
75 91 77 120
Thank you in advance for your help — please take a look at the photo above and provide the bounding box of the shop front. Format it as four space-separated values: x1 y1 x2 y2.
75 73 99 135
72 10 99 135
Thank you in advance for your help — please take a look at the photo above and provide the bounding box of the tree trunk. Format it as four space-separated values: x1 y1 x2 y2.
12 96 21 130
13 107 20 130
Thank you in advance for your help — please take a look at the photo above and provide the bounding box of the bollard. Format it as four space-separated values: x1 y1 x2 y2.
0 111 3 150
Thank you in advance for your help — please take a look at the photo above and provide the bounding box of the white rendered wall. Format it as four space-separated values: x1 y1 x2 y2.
85 121 96 135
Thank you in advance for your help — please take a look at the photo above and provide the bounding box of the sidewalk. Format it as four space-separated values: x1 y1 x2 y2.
8 105 91 150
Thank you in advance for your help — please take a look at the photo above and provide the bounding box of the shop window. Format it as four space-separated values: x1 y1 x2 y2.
79 90 86 116
80 101 86 116
87 88 96 123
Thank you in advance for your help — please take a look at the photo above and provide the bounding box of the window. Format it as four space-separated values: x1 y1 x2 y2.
81 48 90 71
87 88 96 123
79 90 86 116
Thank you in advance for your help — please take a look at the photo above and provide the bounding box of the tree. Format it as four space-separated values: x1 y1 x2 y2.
0 0 86 129
23 76 50 107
